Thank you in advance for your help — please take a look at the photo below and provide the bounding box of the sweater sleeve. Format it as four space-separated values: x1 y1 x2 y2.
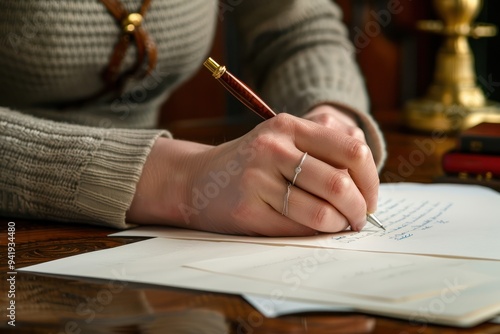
0 108 171 229
233 0 386 168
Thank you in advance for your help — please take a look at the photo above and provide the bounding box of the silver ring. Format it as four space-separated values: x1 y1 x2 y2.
282 182 292 216
292 152 308 186
282 152 308 216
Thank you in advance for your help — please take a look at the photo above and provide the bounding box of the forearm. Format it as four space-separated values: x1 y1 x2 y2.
0 108 170 228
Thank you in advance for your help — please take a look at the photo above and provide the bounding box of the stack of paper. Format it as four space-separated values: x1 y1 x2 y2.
21 183 500 327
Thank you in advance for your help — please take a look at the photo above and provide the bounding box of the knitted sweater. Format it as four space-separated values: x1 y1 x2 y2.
0 0 385 229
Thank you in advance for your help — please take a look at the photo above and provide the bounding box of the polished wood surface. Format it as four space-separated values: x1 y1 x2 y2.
1 109 499 334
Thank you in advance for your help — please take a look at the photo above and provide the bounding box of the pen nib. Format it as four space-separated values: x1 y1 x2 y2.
367 213 385 231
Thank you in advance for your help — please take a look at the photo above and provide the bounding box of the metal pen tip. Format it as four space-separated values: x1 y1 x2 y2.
366 213 385 230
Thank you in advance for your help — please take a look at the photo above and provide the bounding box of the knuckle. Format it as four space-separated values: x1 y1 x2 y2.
316 113 334 126
325 173 351 197
268 113 295 133
346 140 371 163
239 167 261 189
350 127 366 141
248 131 293 160
248 132 280 154
309 203 331 231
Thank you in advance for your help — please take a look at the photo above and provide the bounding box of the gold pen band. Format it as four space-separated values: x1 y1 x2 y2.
203 57 226 79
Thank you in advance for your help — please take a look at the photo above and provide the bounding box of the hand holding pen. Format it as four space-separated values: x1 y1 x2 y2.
204 58 385 232
128 58 382 235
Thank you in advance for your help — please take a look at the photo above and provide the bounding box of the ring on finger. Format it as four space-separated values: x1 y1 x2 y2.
291 152 308 186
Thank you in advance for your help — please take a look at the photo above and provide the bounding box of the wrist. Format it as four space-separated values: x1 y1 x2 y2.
126 137 212 226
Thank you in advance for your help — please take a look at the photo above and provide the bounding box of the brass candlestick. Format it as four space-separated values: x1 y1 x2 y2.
404 0 500 132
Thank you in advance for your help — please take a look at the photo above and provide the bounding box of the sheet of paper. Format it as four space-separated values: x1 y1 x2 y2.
242 294 352 318
21 238 500 327
111 183 500 260
244 294 500 325
186 245 499 302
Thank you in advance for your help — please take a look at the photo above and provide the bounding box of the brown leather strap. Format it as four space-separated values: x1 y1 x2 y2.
100 0 157 95
58 0 158 108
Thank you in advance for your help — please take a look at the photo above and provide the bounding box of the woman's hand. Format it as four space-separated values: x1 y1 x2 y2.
127 112 379 236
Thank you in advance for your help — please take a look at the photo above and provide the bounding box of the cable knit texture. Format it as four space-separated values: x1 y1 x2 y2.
233 0 385 166
0 0 385 228
0 109 170 228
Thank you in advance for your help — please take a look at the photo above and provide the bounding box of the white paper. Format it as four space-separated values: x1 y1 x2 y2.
186 245 499 302
244 294 500 325
111 183 500 260
21 238 500 327
243 294 352 318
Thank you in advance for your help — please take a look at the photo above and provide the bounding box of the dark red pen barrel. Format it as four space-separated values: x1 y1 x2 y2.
218 71 276 120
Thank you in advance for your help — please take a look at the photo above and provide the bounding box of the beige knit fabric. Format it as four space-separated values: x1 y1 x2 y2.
0 0 385 228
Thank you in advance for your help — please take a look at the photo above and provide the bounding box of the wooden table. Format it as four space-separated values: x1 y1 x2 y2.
1 109 499 334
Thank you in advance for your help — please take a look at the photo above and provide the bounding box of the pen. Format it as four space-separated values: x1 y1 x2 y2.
203 57 385 231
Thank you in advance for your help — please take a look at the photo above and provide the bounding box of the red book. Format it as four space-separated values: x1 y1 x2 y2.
442 151 500 178
459 122 500 154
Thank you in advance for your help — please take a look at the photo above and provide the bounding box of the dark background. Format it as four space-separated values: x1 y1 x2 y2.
474 0 500 102
160 0 500 125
